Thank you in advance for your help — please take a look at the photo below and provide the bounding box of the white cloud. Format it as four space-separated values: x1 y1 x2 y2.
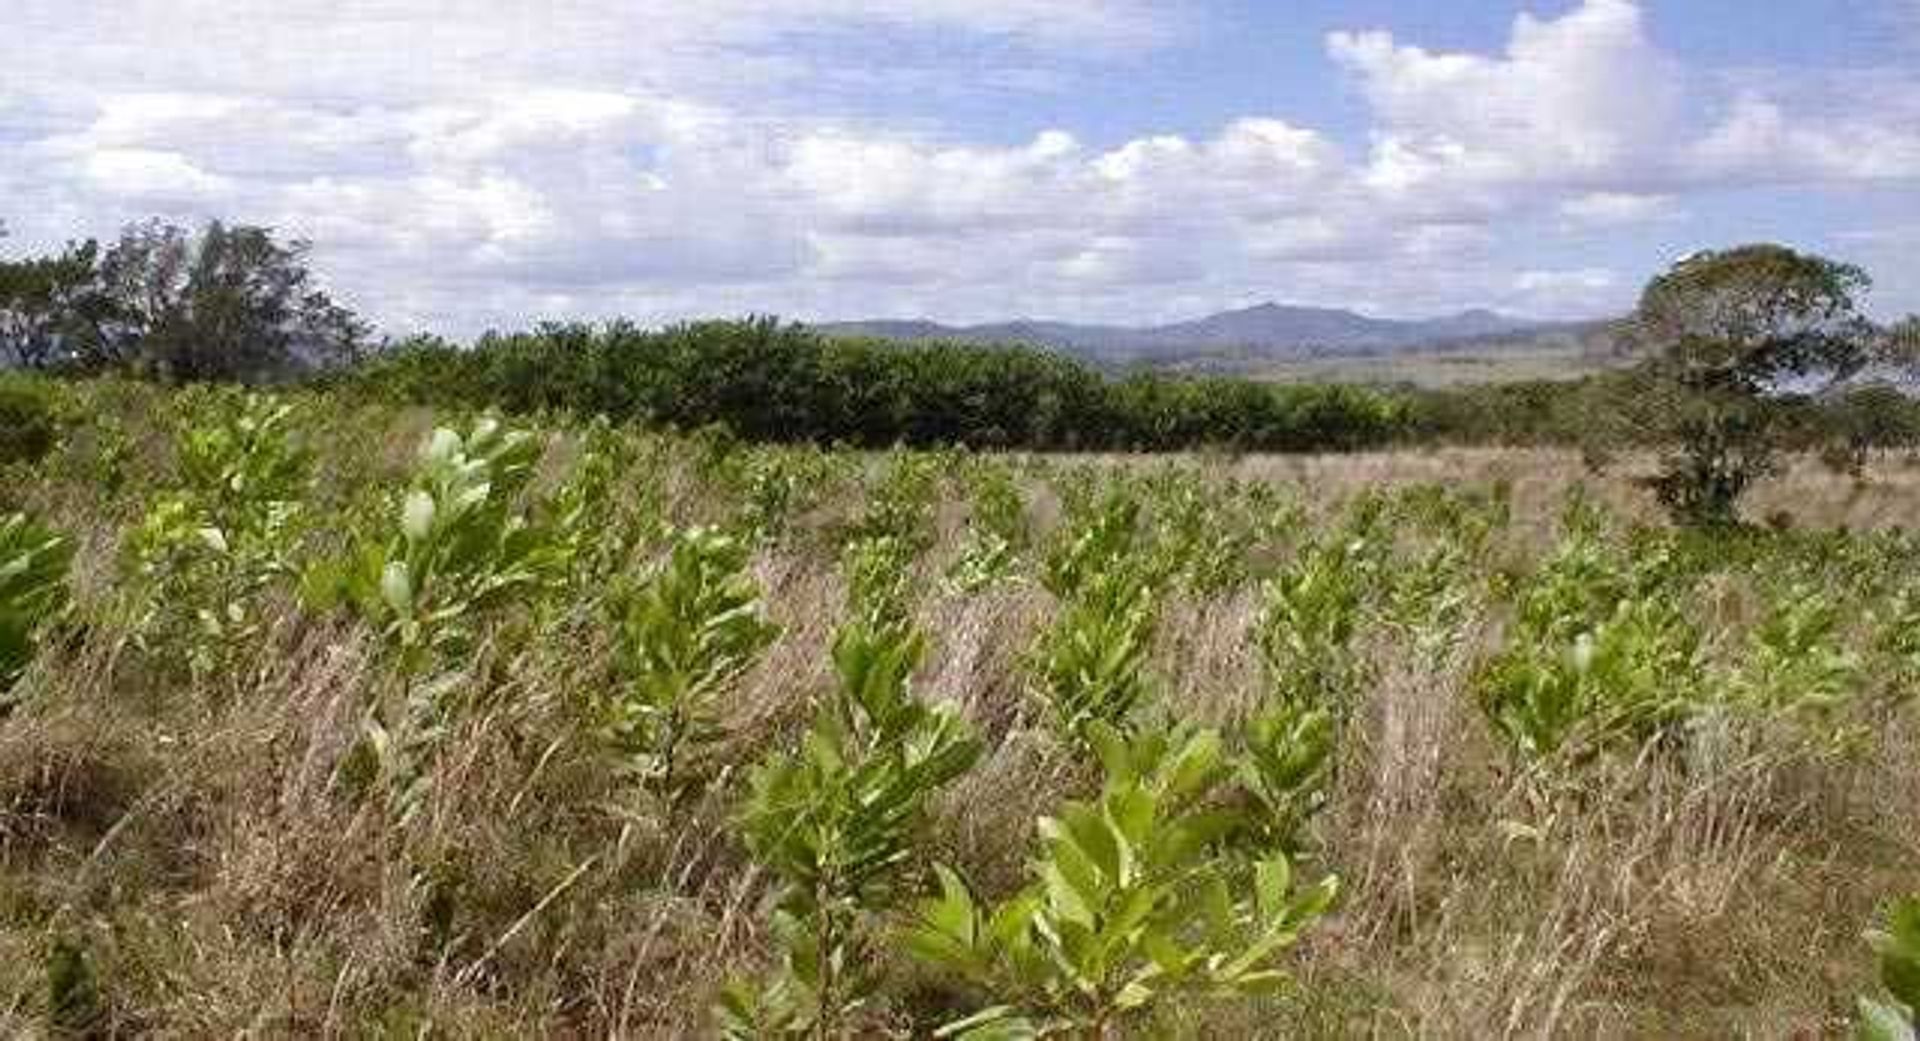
1690 94 1920 182
1509 268 1622 316
1560 192 1682 226
1329 0 1686 198
1 0 1916 332
79 148 233 201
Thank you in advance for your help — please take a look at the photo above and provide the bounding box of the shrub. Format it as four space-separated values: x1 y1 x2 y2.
1032 569 1158 750
1042 488 1147 600
126 391 311 676
1256 537 1371 712
344 417 558 675
1858 897 1920 1040
1477 597 1703 764
1728 583 1858 729
598 526 778 805
1 511 73 697
0 376 61 467
336 319 1411 454
328 417 566 819
1233 700 1336 855
903 724 1339 1038
945 460 1029 593
720 620 981 1037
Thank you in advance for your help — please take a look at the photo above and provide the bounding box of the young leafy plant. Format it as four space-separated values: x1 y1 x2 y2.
1232 700 1335 855
1477 596 1703 764
539 416 647 600
1875 586 1920 705
1042 489 1145 601
1144 471 1254 596
351 418 559 675
1727 584 1865 750
127 392 311 676
844 534 920 636
1032 569 1158 751
903 723 1339 1039
946 461 1030 594
1256 537 1370 712
1858 897 1920 1041
599 526 778 806
1381 543 1478 662
332 418 565 820
1 512 73 699
846 452 943 558
720 620 981 1038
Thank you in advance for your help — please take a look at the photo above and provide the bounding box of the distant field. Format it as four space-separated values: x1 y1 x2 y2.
1165 341 1619 387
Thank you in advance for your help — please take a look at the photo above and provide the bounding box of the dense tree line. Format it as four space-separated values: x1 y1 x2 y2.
334 312 1920 464
332 318 1411 452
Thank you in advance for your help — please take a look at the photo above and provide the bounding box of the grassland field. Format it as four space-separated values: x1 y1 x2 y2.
0 378 1915 1038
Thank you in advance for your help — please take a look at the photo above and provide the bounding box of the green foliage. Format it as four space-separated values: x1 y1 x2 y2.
0 237 117 372
844 535 920 636
1042 489 1146 600
46 933 102 1034
1033 570 1158 751
946 530 1022 596
1381 543 1478 660
1232 701 1335 855
1875 586 1920 703
903 724 1338 1038
946 462 1030 594
1478 597 1703 763
835 457 945 635
1388 481 1511 557
329 418 564 820
1726 584 1865 749
1144 471 1257 596
724 621 981 1037
1507 495 1646 639
1628 244 1891 526
128 391 311 675
346 417 557 673
1 512 73 697
732 447 836 546
1256 538 1370 712
848 453 943 554
1241 534 1352 851
99 218 369 381
0 375 62 467
598 526 778 804
1858 898 1920 1041
339 318 1408 454
538 416 646 595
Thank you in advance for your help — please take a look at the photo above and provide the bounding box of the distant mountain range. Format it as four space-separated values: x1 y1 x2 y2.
816 302 1618 373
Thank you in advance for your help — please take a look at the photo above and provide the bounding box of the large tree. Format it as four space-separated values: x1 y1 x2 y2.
97 219 369 381
1627 244 1909 525
0 239 119 370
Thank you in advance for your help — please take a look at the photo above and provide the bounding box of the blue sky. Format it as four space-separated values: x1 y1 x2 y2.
2 1 1917 334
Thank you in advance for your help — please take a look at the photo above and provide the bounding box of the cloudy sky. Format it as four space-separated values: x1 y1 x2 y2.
3 0 1918 336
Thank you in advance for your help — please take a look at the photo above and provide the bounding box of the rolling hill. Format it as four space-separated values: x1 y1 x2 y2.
815 302 1619 383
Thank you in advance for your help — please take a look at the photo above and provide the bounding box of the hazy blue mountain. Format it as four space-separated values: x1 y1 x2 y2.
817 302 1577 364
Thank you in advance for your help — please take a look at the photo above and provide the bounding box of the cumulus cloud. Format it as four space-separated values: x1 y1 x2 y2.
1 0 1915 331
1559 192 1682 227
1689 94 1920 182
1330 0 1685 194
